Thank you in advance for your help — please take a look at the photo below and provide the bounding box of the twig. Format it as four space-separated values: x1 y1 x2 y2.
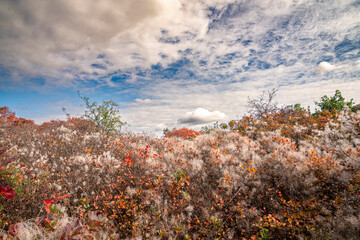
212 186 242 240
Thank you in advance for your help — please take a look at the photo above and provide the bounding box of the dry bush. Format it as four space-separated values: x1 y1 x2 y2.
0 107 359 239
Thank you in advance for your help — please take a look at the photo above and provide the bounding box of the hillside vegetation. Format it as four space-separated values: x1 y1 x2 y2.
0 91 359 239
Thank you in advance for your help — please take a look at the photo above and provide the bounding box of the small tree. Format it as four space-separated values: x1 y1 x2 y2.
247 88 279 118
78 92 126 134
163 127 170 136
315 90 355 113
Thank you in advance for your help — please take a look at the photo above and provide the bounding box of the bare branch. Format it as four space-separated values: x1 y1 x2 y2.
247 88 279 118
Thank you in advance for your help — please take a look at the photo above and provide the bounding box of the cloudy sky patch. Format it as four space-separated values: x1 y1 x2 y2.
0 0 359 134
178 108 227 125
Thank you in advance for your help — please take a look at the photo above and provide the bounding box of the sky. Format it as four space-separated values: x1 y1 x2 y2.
0 0 359 135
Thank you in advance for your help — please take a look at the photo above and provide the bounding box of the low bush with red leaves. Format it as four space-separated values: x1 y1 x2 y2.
0 148 16 200
165 128 204 140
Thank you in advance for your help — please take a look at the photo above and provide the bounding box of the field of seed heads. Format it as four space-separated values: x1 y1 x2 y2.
0 107 359 239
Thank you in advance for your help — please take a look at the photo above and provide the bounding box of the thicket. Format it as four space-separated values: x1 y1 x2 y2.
0 90 359 239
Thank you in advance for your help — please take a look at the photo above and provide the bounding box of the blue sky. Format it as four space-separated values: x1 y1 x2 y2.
0 0 359 134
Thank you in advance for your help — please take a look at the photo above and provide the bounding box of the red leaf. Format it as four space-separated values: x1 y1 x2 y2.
0 185 15 199
9 223 19 236
44 199 52 205
46 205 51 213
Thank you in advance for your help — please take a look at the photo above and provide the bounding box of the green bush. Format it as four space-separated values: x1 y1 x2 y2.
79 93 126 134
315 89 356 113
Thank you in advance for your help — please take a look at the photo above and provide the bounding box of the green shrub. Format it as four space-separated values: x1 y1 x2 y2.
315 89 356 113
79 93 126 134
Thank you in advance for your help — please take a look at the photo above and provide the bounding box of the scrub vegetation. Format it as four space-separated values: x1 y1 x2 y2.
0 90 359 239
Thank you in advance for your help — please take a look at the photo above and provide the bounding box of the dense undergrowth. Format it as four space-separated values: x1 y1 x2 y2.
0 105 359 239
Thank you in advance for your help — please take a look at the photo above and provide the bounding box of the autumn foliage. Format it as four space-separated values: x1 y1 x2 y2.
0 107 34 127
0 103 359 239
165 128 204 140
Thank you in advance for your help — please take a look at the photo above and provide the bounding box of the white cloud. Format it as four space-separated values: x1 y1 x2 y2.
1 0 358 89
178 108 227 125
0 0 218 86
317 62 336 74
135 98 152 104
155 123 167 130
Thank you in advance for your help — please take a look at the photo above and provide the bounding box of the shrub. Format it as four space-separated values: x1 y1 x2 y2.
0 107 35 127
164 128 203 140
315 89 356 113
78 93 126 134
0 148 16 200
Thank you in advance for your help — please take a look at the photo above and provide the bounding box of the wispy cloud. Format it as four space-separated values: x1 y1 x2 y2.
1 0 359 133
135 98 152 104
1 0 358 87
